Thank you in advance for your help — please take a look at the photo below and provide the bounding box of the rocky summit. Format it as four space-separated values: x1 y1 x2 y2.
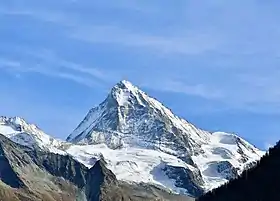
0 80 264 200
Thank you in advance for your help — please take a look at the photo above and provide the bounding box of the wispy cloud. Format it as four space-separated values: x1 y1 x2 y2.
0 58 21 69
134 66 280 115
141 79 223 100
0 4 222 56
25 49 111 81
0 48 114 88
71 26 221 55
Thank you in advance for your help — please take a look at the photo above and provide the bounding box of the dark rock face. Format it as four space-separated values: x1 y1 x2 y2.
0 135 32 189
26 151 88 188
0 147 25 188
215 161 238 180
0 134 82 200
205 161 238 181
86 159 118 201
161 163 204 197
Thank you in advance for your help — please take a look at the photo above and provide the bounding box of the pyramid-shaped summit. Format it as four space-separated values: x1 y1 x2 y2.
66 80 210 159
67 79 262 162
109 80 147 106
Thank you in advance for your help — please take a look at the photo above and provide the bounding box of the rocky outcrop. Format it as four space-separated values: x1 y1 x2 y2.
162 163 204 197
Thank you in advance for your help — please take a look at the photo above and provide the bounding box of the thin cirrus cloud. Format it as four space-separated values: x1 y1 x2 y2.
0 50 112 88
24 49 111 82
141 80 223 100
0 4 222 56
1 0 280 114
70 26 221 56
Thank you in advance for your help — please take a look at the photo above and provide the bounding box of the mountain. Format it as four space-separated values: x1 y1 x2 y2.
65 80 264 196
0 134 193 201
197 141 280 201
0 80 264 198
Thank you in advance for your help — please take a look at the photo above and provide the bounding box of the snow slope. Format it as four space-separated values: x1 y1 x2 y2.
192 132 264 190
64 132 264 194
66 144 191 194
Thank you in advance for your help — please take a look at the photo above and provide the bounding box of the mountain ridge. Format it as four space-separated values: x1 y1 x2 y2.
0 116 65 154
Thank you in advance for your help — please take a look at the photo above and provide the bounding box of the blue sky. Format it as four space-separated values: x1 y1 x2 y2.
1 0 280 149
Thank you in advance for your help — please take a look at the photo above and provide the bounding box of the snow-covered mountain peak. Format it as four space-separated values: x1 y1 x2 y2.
109 80 185 121
65 81 265 195
0 116 40 133
67 80 210 148
0 116 64 153
109 80 147 107
114 80 137 91
67 80 261 155
0 116 25 125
